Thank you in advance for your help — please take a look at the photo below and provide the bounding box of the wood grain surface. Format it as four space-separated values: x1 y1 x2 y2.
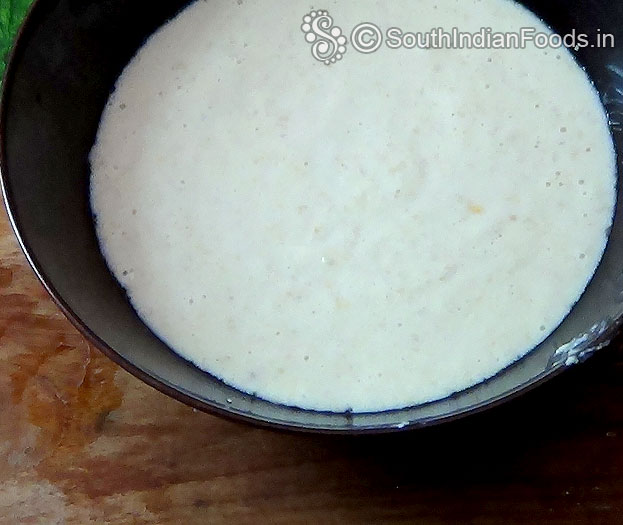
0 205 622 524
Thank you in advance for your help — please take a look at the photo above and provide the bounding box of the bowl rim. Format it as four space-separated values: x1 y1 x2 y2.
1 0 617 435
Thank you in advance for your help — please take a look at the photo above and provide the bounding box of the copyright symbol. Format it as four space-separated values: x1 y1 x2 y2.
350 23 383 54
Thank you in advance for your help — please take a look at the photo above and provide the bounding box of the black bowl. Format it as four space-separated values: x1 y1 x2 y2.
2 0 623 433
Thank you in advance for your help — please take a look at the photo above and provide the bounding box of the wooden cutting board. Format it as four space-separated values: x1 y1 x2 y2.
0 205 622 524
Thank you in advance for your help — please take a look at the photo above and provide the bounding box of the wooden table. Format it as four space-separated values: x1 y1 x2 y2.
0 206 621 524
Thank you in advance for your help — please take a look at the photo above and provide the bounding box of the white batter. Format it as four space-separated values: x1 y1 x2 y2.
90 0 617 412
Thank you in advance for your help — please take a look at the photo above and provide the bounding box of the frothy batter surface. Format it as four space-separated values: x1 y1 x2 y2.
90 0 616 412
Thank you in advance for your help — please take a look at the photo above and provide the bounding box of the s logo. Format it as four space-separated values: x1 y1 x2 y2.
301 10 348 65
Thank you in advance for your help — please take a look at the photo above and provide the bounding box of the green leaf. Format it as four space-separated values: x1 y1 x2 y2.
1 0 33 82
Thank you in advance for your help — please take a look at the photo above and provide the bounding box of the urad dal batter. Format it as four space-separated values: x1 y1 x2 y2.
90 0 617 412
